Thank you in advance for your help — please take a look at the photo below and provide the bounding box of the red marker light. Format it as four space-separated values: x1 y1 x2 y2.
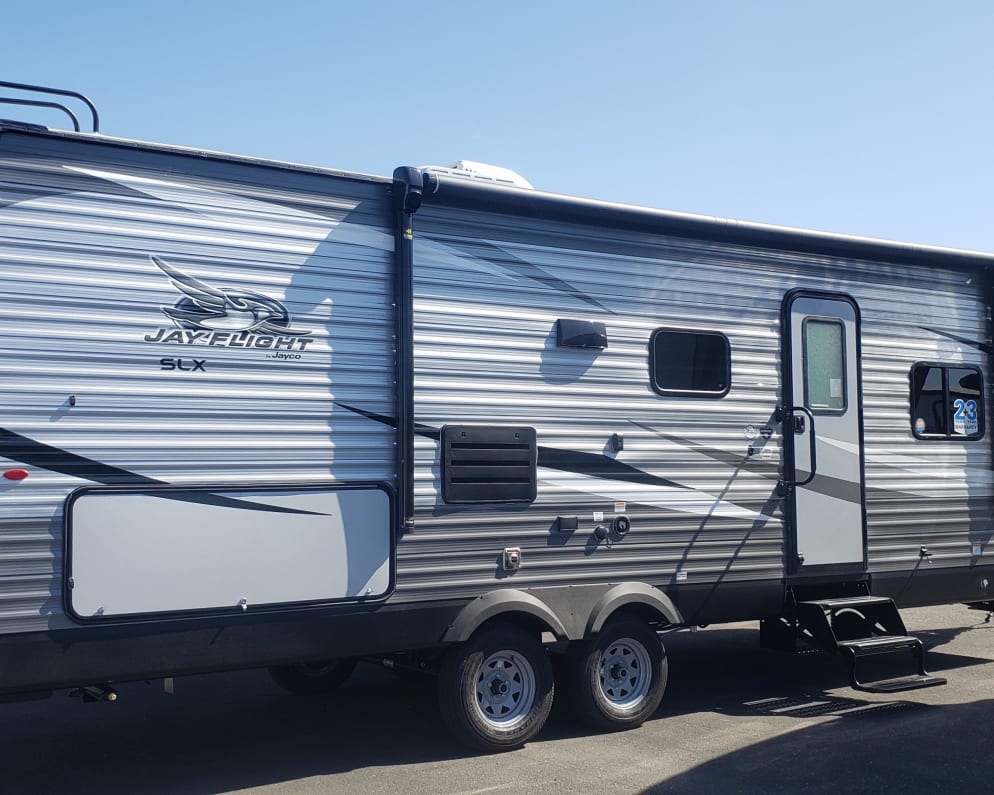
3 469 29 481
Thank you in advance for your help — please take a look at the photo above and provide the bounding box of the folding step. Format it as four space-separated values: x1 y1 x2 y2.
838 635 946 692
846 675 947 693
802 596 895 610
789 593 946 693
795 596 910 650
837 635 918 654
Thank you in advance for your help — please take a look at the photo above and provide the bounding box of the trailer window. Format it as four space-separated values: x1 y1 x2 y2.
911 363 985 440
649 329 730 398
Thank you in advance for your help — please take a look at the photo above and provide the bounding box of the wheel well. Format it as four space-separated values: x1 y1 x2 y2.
599 603 671 631
472 611 557 642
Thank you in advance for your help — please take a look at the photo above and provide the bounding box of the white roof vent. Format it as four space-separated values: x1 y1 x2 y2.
421 160 533 189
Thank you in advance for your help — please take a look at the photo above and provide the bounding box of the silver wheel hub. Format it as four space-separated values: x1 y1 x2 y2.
473 650 536 729
599 638 652 710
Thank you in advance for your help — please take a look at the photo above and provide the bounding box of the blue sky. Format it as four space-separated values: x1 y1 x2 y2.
4 1 993 250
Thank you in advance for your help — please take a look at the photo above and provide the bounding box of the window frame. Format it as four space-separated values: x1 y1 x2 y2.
909 361 985 441
648 327 731 399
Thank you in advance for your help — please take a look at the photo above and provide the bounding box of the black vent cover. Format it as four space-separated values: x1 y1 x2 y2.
556 318 608 349
442 425 537 504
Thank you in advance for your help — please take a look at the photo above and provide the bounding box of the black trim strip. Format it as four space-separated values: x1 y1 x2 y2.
392 169 420 537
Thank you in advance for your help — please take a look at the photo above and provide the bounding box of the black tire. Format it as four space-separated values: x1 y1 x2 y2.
438 626 554 752
268 658 357 695
568 618 667 732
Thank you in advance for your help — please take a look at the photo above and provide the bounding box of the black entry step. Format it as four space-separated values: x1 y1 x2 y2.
851 674 947 693
790 594 946 694
802 596 895 610
837 635 919 654
838 635 947 692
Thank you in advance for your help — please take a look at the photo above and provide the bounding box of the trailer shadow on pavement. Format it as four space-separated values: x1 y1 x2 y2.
0 615 991 794
646 697 994 793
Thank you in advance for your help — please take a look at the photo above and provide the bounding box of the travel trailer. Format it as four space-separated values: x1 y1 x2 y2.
0 81 991 751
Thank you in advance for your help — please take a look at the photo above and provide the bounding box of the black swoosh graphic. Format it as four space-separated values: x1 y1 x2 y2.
336 402 688 491
535 446 690 490
0 429 324 516
630 421 780 473
635 422 925 504
431 238 613 313
335 402 440 439
921 326 992 355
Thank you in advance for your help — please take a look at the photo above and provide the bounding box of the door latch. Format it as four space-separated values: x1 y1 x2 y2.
793 415 806 434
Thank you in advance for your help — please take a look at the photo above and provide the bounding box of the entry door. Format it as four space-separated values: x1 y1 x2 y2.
783 291 866 572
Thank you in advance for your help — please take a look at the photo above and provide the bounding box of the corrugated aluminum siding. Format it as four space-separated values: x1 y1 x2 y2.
0 132 395 633
404 200 993 602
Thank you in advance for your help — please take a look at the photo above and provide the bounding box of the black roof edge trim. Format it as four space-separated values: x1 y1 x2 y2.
410 169 994 272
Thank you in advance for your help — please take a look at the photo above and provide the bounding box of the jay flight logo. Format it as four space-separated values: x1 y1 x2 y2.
143 256 315 353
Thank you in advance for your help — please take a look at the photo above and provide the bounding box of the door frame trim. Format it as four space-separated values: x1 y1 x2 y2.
781 288 869 580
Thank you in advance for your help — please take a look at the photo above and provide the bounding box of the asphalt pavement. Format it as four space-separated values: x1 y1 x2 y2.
0 603 991 794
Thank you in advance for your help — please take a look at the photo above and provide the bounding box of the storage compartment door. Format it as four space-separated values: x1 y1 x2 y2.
66 484 392 619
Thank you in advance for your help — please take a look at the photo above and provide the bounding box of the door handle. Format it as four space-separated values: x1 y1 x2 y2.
777 405 817 492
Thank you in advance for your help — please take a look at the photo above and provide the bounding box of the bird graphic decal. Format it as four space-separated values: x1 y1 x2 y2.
151 256 310 335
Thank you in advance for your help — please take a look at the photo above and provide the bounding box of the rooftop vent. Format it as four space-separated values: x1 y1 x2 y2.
421 160 533 189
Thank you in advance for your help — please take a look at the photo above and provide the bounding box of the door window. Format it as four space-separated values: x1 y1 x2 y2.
803 318 846 413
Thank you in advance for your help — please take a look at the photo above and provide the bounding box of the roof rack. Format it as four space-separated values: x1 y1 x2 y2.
0 80 99 133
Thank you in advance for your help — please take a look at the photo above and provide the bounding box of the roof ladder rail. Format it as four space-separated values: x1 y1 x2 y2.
0 80 99 133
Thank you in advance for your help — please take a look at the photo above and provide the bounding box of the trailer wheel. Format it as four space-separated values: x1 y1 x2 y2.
267 658 356 695
438 626 554 752
569 619 667 732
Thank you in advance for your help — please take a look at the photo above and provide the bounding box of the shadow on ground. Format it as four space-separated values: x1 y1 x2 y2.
646 697 994 793
0 619 990 794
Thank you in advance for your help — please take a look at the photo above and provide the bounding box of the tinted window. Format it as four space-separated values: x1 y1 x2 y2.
949 367 982 437
650 329 729 397
911 363 984 440
911 365 944 435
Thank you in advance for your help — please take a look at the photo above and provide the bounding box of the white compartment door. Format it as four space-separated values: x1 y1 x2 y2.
67 484 392 619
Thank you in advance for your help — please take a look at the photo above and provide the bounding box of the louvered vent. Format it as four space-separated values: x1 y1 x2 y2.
442 425 537 503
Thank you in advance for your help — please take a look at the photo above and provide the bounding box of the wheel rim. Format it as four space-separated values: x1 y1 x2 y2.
473 650 537 729
598 637 652 710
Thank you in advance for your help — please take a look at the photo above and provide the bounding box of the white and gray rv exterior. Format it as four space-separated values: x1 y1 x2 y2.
0 83 991 749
